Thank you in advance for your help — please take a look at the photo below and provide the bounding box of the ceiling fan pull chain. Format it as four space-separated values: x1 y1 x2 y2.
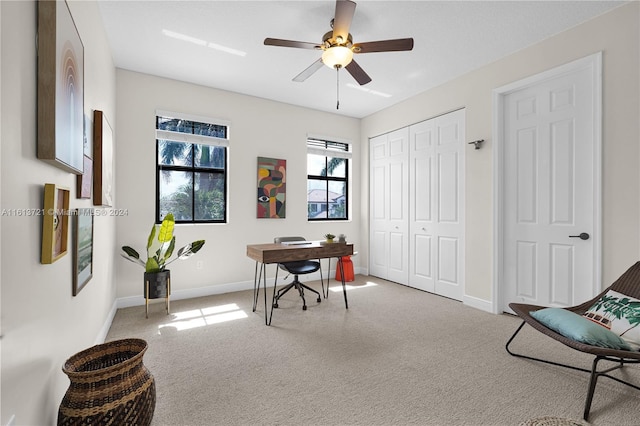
336 67 340 110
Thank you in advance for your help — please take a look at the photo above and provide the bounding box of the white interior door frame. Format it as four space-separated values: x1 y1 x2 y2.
492 52 603 314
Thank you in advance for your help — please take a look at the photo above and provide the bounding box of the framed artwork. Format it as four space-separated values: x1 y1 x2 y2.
257 157 286 218
93 110 114 207
73 208 94 295
76 155 92 199
37 0 84 175
83 112 93 158
42 184 70 264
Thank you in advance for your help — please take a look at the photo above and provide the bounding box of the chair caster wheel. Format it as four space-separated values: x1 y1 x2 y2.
302 305 307 311
317 297 321 303
273 302 279 308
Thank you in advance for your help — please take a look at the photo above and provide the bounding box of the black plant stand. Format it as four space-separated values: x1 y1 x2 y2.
143 270 171 318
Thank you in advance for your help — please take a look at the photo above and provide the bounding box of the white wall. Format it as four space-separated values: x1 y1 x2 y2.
0 1 117 424
115 71 361 301
360 2 640 307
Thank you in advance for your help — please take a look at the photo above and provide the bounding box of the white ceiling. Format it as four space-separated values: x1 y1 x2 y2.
97 0 625 118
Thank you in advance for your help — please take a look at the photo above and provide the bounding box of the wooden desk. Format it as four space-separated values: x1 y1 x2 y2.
246 242 354 325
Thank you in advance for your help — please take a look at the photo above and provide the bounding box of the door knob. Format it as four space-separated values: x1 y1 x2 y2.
569 233 590 240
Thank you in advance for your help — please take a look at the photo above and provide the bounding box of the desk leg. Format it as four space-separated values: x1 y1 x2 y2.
319 258 325 299
262 264 269 325
252 261 260 312
324 258 331 299
252 262 270 325
268 265 279 326
338 257 348 309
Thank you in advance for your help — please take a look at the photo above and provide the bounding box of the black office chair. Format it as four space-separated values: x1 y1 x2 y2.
273 236 323 310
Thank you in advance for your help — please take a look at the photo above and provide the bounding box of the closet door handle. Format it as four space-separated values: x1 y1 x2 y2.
569 233 590 240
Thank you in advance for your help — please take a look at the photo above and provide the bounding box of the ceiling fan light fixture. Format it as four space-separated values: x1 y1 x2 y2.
322 46 353 69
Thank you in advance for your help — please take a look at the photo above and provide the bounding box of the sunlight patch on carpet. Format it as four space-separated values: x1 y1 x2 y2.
328 281 378 292
158 303 248 332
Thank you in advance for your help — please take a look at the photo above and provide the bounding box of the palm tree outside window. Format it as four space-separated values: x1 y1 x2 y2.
155 112 229 223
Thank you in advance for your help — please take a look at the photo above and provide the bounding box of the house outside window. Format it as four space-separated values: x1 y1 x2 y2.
307 137 351 221
155 111 229 223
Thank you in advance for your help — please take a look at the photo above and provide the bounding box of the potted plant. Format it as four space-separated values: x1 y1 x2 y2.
121 213 205 303
324 233 336 243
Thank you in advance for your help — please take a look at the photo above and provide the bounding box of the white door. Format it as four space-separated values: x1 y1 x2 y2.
498 54 602 312
369 128 409 284
409 110 465 301
369 134 388 279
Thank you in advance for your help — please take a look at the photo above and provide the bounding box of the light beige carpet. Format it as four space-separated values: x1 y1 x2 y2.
106 275 640 425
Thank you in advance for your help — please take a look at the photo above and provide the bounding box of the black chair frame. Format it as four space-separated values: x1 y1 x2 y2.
272 262 323 311
506 261 640 421
506 321 640 420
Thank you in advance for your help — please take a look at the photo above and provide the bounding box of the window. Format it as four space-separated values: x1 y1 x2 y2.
156 111 229 223
307 137 351 221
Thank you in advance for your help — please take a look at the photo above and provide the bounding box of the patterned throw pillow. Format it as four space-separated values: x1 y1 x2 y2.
530 308 631 350
583 290 640 350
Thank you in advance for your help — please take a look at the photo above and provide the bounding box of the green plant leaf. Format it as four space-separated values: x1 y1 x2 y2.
163 237 176 263
146 257 161 273
147 223 157 250
122 246 140 259
164 240 206 266
177 240 205 259
158 213 175 243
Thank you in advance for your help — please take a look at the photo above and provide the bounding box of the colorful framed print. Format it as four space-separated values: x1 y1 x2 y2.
42 183 70 264
37 0 84 174
257 157 286 218
73 208 94 295
93 110 114 207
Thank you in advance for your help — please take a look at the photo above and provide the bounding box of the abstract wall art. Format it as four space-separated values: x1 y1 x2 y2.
257 157 286 218
37 0 84 174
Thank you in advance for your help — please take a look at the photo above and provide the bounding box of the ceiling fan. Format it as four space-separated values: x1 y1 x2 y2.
264 0 414 88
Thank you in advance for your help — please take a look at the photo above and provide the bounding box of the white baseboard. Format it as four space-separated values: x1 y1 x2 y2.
116 279 255 309
463 294 493 313
95 299 118 345
115 266 368 309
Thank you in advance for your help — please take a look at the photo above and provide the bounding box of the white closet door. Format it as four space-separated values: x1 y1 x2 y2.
387 128 410 284
409 119 436 292
369 129 409 284
409 110 465 301
370 134 389 279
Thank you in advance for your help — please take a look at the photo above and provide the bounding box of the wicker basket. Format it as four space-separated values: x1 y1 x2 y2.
58 338 156 425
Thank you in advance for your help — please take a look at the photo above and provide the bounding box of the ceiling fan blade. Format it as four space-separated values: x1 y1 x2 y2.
345 59 372 85
293 58 325 82
353 38 414 53
264 38 320 50
332 0 356 42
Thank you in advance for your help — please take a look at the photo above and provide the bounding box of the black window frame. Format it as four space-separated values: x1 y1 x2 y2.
155 115 228 224
307 138 350 222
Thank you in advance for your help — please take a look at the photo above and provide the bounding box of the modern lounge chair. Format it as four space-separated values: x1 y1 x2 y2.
272 236 323 310
506 261 640 421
